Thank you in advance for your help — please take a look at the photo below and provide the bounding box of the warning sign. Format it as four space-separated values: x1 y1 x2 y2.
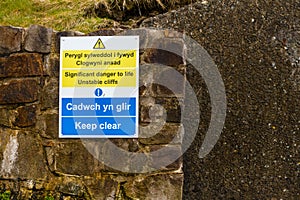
93 38 105 49
62 50 137 68
59 36 139 138
62 69 136 87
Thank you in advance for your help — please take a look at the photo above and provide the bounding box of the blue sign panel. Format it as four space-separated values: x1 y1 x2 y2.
60 97 137 137
62 98 136 116
61 117 136 136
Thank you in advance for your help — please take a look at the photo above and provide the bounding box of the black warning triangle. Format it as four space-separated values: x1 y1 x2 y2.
93 38 105 49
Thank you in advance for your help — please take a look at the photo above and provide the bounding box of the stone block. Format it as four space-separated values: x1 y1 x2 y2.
139 123 183 145
140 97 183 123
13 105 37 127
156 97 183 123
0 128 48 179
108 138 139 152
0 53 43 77
140 97 165 123
118 28 149 50
0 128 17 174
49 142 103 176
123 174 183 199
36 112 59 139
45 113 58 139
0 26 23 54
16 131 48 179
98 140 183 173
148 145 182 172
24 25 52 53
83 176 118 199
139 63 186 97
40 78 58 109
87 29 121 36
139 63 155 96
152 65 186 97
0 79 38 104
0 108 14 127
44 54 59 77
57 182 86 197
142 38 184 67
100 139 130 173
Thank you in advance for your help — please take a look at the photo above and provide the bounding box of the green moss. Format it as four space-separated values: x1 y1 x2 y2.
44 195 54 200
0 191 11 200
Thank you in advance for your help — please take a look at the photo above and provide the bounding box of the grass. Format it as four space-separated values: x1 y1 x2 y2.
0 0 192 33
0 0 110 33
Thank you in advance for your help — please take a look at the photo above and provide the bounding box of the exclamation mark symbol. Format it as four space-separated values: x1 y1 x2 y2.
93 38 105 49
95 88 103 97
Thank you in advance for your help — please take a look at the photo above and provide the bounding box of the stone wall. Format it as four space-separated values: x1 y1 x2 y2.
1 1 299 199
0 25 185 199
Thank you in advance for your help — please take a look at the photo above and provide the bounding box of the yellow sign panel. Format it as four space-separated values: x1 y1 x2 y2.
62 69 136 87
62 50 137 68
